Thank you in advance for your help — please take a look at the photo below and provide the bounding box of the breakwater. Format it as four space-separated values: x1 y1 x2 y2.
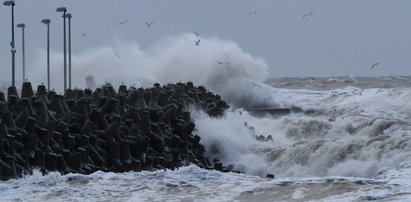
0 81 230 180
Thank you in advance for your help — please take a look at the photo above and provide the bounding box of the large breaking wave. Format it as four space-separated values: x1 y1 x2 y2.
29 34 276 108
192 85 411 178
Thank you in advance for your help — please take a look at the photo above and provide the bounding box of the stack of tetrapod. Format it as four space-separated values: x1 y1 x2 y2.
0 81 231 180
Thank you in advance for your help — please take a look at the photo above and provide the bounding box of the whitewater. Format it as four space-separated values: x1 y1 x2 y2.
1 35 411 201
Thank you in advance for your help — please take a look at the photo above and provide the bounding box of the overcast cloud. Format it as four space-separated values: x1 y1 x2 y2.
1 0 410 86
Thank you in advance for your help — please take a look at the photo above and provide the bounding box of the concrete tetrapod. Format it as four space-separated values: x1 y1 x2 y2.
0 81 232 180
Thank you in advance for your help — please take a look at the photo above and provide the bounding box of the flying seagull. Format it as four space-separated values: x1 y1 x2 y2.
250 81 262 89
370 62 379 70
116 20 128 25
302 11 314 18
113 50 121 59
247 10 257 16
145 21 155 27
215 59 229 65
195 39 201 46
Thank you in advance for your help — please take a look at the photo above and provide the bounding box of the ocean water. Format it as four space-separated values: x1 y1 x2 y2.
2 76 411 201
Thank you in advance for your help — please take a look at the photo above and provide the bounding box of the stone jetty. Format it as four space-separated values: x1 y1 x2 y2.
0 81 231 180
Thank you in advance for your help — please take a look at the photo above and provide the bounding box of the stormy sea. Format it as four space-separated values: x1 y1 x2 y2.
1 76 411 201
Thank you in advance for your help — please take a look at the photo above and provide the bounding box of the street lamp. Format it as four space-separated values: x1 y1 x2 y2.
63 13 72 89
41 19 51 90
56 6 67 92
3 0 16 87
16 23 25 82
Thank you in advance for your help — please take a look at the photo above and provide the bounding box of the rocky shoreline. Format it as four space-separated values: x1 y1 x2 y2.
0 81 232 180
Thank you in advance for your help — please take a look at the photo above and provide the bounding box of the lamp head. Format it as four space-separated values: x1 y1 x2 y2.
16 23 25 28
3 0 15 6
41 19 51 24
63 13 72 18
56 7 67 12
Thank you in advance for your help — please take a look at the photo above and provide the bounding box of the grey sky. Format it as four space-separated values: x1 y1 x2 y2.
1 0 411 84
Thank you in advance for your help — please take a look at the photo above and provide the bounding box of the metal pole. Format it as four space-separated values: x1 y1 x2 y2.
11 4 15 87
68 16 71 89
63 10 67 92
47 23 50 90
22 26 25 81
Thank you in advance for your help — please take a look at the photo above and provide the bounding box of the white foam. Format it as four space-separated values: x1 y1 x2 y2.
272 87 411 119
1 165 411 201
190 85 411 179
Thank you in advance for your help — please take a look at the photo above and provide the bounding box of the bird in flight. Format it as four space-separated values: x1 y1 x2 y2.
250 81 262 89
302 11 314 18
215 60 230 65
215 59 229 65
194 31 199 37
370 62 379 70
145 21 155 27
195 39 201 46
116 20 128 25
81 33 86 37
113 50 121 59
247 11 257 16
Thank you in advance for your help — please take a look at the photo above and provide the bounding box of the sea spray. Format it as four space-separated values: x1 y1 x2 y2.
28 34 274 108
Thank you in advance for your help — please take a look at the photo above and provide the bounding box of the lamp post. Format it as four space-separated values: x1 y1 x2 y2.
56 6 67 92
3 0 16 87
41 19 51 90
17 23 25 82
64 13 72 89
